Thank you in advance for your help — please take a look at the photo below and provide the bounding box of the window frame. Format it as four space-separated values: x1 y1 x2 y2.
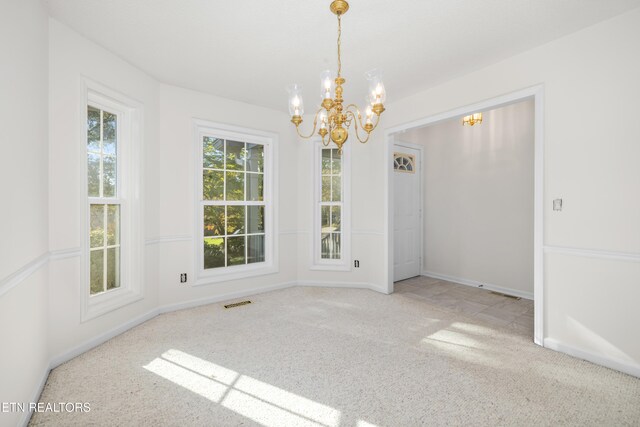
311 140 351 271
193 120 278 285
81 81 144 322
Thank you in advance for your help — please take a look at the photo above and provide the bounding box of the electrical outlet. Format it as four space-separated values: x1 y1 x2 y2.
354 260 360 268
180 273 187 283
553 199 563 211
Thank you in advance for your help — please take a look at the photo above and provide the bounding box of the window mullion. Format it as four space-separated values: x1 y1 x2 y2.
223 139 227 202
330 149 334 202
89 197 122 205
243 142 248 265
224 222 228 267
102 203 107 293
99 110 104 198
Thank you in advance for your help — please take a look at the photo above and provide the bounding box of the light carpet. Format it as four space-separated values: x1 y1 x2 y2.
31 286 640 426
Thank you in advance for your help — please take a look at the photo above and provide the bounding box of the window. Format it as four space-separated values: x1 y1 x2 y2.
312 142 350 270
394 152 415 173
83 83 142 321
321 149 342 259
87 106 121 295
195 121 277 284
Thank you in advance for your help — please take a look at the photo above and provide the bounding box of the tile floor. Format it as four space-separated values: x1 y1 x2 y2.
395 276 534 335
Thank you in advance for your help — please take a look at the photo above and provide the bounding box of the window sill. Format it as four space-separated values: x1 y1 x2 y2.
82 286 143 323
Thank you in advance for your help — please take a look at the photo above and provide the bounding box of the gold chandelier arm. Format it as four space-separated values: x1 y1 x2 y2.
345 104 381 133
370 110 382 130
344 104 367 129
345 110 372 144
294 108 324 139
369 112 382 135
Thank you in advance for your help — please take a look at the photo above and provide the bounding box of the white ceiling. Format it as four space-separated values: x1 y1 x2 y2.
44 0 640 112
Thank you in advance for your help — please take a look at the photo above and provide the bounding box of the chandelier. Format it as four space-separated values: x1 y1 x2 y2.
287 0 386 153
462 113 483 126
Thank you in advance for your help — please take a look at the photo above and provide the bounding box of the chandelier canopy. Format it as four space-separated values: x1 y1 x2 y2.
287 0 386 153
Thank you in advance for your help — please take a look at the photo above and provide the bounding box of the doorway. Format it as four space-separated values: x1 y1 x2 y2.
385 85 544 346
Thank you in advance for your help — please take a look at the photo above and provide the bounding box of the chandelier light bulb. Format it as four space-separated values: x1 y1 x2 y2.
319 110 328 129
287 83 304 117
365 68 386 105
365 105 373 124
320 70 335 100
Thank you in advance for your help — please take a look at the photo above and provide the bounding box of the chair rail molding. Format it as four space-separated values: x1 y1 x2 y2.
544 245 640 262
145 234 194 246
49 247 82 261
0 252 49 298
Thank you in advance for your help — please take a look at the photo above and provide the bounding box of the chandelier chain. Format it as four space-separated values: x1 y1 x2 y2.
337 14 342 77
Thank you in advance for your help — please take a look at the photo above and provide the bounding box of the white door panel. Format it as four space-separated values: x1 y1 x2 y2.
393 146 421 282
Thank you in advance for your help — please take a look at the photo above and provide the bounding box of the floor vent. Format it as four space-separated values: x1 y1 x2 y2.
224 300 252 309
489 291 521 300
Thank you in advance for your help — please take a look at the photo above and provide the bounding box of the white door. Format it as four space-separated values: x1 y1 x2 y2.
393 145 422 282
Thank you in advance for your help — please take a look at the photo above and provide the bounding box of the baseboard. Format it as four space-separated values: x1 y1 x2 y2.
421 270 534 300
543 338 640 378
49 308 160 369
297 280 386 293
157 281 297 314
19 365 51 427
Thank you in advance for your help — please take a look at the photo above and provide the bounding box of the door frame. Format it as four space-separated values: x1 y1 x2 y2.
383 84 545 346
392 141 424 281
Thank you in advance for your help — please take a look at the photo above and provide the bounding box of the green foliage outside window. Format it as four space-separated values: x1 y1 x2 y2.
88 105 121 295
202 137 266 270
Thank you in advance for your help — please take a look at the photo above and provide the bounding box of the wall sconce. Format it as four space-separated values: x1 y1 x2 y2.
462 112 483 126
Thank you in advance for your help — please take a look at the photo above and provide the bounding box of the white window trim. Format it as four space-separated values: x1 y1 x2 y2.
80 79 144 322
310 140 351 271
193 119 279 285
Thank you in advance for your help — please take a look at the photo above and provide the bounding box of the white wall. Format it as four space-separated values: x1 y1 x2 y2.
295 139 387 291
154 84 298 305
403 100 535 297
371 8 640 372
48 19 160 359
0 1 50 426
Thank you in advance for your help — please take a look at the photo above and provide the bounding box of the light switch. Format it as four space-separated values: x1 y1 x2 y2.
553 199 563 211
